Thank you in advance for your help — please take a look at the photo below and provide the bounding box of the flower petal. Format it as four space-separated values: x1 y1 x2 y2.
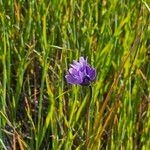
65 74 82 84
73 60 81 67
86 66 96 81
70 64 80 70
69 68 79 76
79 57 87 65
78 71 84 81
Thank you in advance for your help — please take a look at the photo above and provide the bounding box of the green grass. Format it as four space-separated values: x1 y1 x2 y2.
0 0 150 149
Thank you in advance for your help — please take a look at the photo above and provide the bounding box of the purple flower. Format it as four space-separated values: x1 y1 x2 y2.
65 57 96 86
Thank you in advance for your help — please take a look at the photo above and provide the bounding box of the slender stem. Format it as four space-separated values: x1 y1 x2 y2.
85 85 92 150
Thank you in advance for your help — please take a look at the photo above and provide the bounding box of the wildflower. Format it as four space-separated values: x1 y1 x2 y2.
65 57 96 86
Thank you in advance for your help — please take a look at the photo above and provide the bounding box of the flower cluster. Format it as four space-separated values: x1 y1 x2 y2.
65 57 96 86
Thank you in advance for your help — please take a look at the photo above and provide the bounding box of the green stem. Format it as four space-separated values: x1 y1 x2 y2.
85 85 92 150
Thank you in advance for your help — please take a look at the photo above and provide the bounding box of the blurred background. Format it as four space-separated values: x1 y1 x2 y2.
0 0 150 149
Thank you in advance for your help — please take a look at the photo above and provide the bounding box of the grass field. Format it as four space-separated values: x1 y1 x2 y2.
0 0 150 149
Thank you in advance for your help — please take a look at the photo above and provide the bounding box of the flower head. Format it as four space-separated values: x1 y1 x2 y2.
65 57 96 86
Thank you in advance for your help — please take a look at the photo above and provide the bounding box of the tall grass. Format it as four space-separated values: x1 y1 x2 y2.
0 0 150 149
